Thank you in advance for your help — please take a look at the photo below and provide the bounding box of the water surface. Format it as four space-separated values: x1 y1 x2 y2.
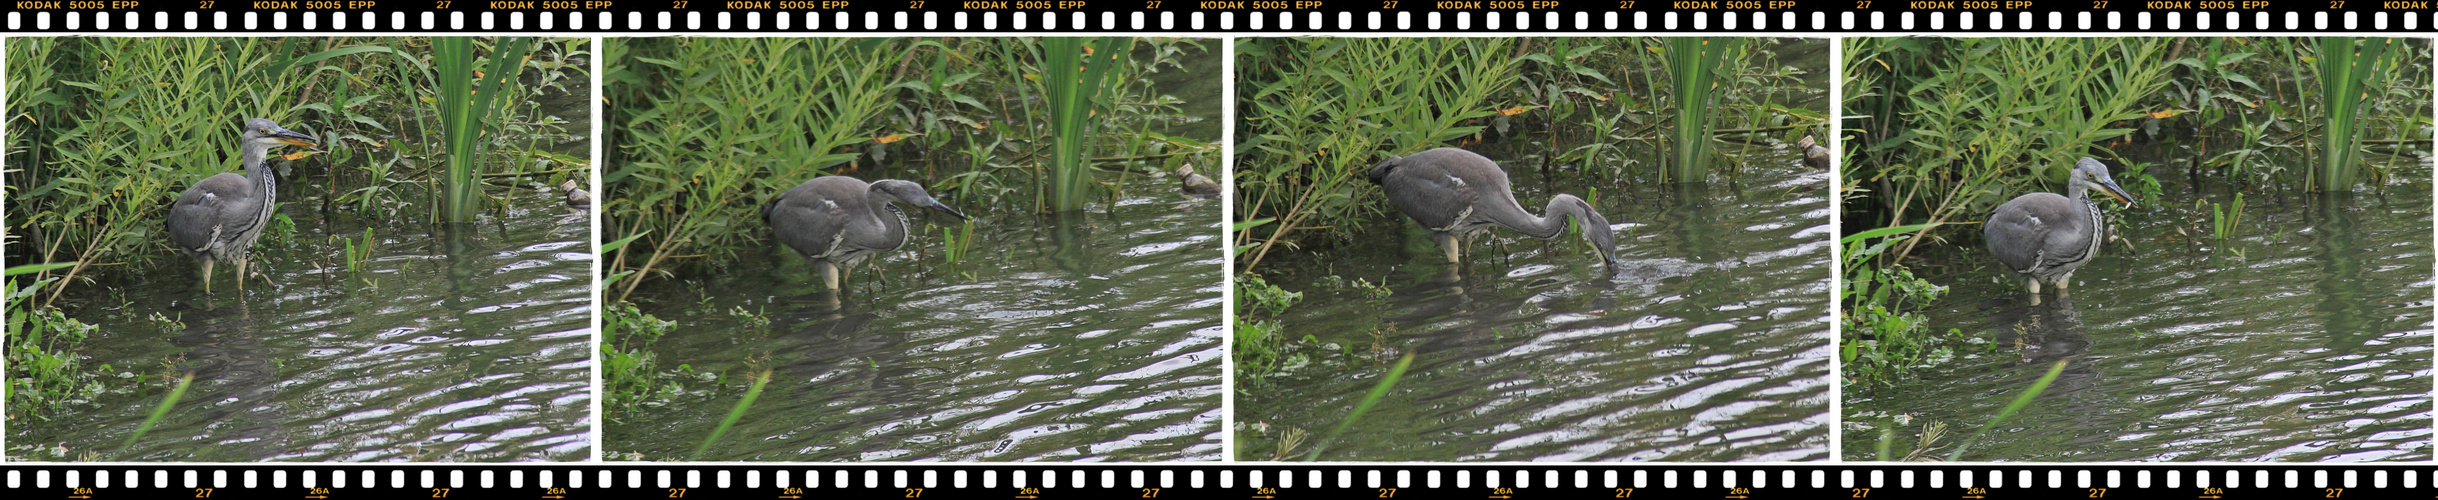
15 193 594 462
1238 138 1831 462
604 176 1224 462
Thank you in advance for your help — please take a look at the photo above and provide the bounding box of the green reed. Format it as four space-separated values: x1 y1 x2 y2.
1946 359 2067 461
342 227 378 272
122 372 193 451
1041 37 1128 212
1304 352 1413 461
2311 37 2397 190
434 37 534 222
2211 193 2245 240
693 368 772 460
940 220 975 264
1664 37 1739 182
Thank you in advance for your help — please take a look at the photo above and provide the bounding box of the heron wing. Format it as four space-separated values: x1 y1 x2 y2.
770 178 855 260
167 173 251 252
1376 148 1484 231
1984 192 2076 273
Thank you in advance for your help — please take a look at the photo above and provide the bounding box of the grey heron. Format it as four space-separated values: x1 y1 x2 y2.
1366 147 1619 269
762 177 969 290
1983 157 2136 305
166 118 317 293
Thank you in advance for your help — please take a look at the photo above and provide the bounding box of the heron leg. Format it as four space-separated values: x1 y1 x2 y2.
818 261 840 291
2025 278 2041 306
235 258 249 292
1433 233 1461 263
201 259 216 294
2054 273 2072 300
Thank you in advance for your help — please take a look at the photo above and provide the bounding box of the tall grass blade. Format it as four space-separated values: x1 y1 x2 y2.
693 368 772 460
435 37 536 222
2315 37 2393 190
1304 352 1414 461
1042 37 1128 212
599 231 649 254
1945 359 2067 461
122 372 193 451
1664 37 1737 183
4 262 81 277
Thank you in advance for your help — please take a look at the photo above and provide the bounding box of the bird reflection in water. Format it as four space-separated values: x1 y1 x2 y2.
160 303 289 460
1982 294 2106 416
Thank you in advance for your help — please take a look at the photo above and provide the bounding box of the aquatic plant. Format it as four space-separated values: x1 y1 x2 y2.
1041 37 1129 212
603 300 678 421
1838 223 1953 387
434 37 536 222
2211 193 2245 240
1231 273 1310 391
2310 37 2399 190
1664 37 1740 182
341 227 378 272
939 220 975 265
4 262 104 419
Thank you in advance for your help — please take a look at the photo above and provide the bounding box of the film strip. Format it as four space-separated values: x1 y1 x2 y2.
1 465 2429 499
2 0 2427 492
3 3 2437 32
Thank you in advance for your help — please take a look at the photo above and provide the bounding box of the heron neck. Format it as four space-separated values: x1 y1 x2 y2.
242 142 276 193
864 186 909 247
1515 195 1590 239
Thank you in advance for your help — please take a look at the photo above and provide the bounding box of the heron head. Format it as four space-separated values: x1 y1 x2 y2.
872 179 969 221
2070 157 2135 208
1586 220 1619 270
1565 195 1621 270
242 118 318 148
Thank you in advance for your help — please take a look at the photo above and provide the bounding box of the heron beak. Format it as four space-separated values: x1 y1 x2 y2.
2097 178 2135 208
273 128 319 147
927 202 970 221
